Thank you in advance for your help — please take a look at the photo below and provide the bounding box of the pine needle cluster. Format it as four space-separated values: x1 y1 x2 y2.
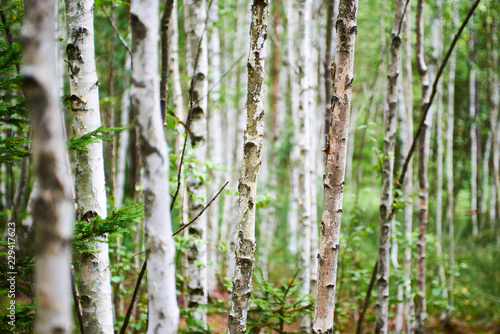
0 12 28 164
67 125 126 152
73 204 143 256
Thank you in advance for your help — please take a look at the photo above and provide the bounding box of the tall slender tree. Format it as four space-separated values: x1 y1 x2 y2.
130 0 180 331
65 0 114 331
402 4 415 331
207 0 223 296
312 0 358 332
487 10 499 232
227 1 269 332
375 0 404 332
297 0 313 331
23 0 74 331
415 0 432 330
430 0 447 304
444 0 458 323
469 19 479 236
185 0 209 322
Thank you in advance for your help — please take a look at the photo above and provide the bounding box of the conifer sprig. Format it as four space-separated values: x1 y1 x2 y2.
73 204 143 255
67 125 125 152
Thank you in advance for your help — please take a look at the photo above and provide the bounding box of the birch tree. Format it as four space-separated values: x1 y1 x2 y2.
287 0 299 257
207 0 223 295
297 0 313 331
444 0 458 323
64 1 114 331
23 0 74 331
430 0 447 301
227 1 269 332
375 0 404 332
312 0 358 332
469 20 479 236
403 4 415 331
487 10 499 232
185 0 209 321
415 0 432 329
130 0 180 331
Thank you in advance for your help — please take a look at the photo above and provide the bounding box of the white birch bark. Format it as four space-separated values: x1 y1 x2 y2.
488 11 499 232
207 0 223 296
469 21 479 236
312 0 358 332
394 79 406 334
375 0 404 332
130 0 180 331
114 48 131 208
430 0 447 305
482 133 492 227
64 1 114 332
287 0 299 256
403 7 415 330
23 0 74 331
415 0 432 330
444 0 458 323
297 0 313 330
185 0 209 322
227 1 269 332
224 2 250 279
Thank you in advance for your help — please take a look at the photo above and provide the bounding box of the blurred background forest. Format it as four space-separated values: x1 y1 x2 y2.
0 0 499 333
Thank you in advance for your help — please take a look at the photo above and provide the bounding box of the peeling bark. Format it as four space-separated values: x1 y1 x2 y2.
23 0 74 332
64 0 114 331
130 0 180 331
227 1 269 332
312 0 358 332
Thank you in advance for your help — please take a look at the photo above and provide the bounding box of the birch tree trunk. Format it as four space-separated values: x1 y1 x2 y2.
223 1 249 279
287 0 299 257
415 0 432 330
207 0 223 296
487 11 499 232
402 10 415 330
23 0 74 331
297 0 313 330
482 133 492 226
185 0 209 322
444 0 458 323
130 0 180 331
393 82 405 334
324 0 339 141
469 21 479 236
227 1 269 332
64 1 114 332
312 1 358 332
375 0 404 332
430 0 447 304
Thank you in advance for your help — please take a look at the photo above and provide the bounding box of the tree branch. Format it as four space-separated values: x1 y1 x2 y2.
393 0 481 213
101 5 132 57
119 180 228 334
